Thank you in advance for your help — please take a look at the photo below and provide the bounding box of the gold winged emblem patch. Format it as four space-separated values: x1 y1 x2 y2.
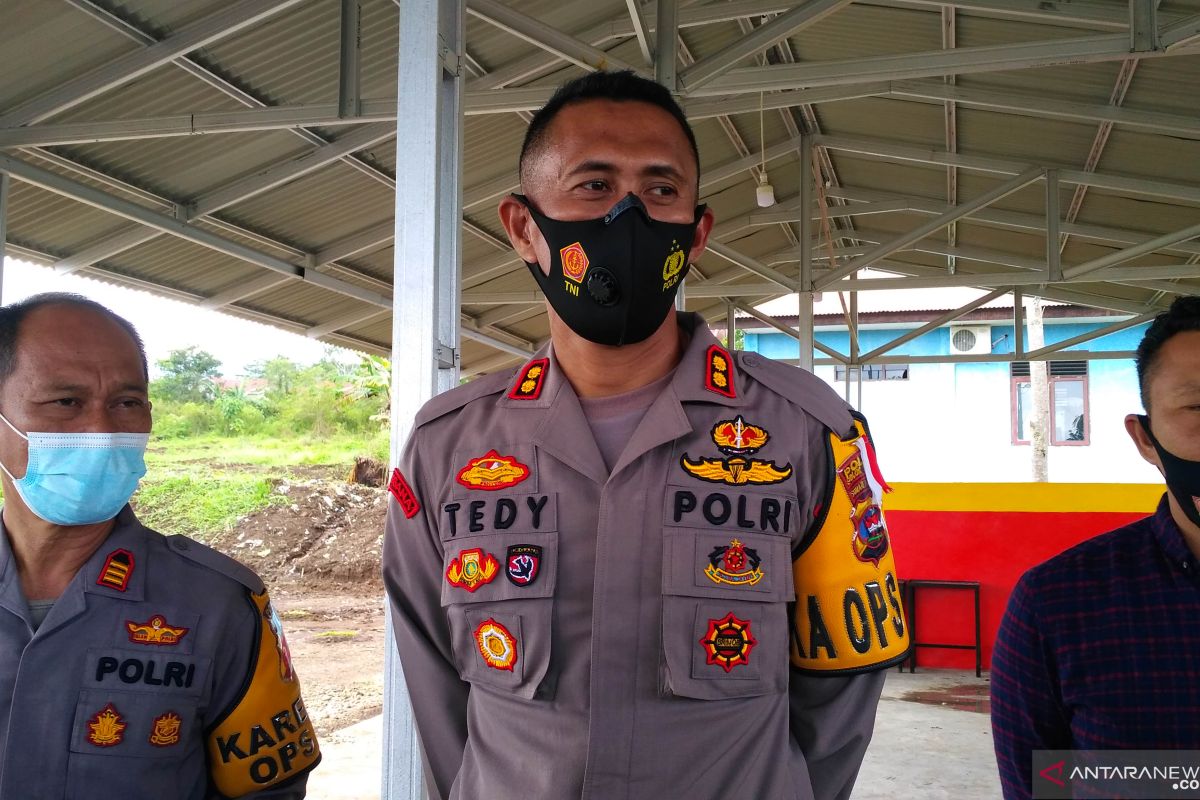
680 415 793 486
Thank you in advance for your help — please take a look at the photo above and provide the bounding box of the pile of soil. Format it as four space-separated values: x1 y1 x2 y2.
208 474 388 586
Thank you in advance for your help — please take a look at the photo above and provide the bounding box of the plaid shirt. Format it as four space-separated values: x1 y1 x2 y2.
990 495 1200 799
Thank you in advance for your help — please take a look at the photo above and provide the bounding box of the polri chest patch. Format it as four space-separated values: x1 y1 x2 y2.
680 416 792 486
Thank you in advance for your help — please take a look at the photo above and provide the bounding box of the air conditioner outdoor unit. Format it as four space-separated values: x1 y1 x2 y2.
949 324 992 355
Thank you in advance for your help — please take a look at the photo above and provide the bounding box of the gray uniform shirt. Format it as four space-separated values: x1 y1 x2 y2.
384 315 886 800
0 507 312 799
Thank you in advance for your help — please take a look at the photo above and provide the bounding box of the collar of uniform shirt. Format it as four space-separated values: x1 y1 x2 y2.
1151 493 1200 584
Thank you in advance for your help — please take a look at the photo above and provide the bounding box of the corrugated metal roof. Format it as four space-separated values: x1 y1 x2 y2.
2 0 1198 374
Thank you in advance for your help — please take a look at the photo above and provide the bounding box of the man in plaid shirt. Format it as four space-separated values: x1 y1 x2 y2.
991 296 1200 799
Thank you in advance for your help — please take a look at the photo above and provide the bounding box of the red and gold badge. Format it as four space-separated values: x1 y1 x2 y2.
705 344 736 398
837 451 873 507
388 468 421 519
474 618 517 671
700 612 757 673
508 358 549 401
149 711 183 747
560 242 590 283
97 549 134 592
86 703 126 747
455 450 530 490
126 614 189 646
704 539 764 587
446 548 500 592
711 416 768 454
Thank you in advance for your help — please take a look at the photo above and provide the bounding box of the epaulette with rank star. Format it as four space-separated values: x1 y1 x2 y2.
705 344 736 398
508 357 549 400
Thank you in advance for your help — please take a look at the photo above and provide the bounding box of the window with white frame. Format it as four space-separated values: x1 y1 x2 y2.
834 364 910 382
1011 361 1090 445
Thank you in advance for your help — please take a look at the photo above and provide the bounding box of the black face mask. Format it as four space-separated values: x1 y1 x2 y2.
1139 415 1200 529
516 193 705 346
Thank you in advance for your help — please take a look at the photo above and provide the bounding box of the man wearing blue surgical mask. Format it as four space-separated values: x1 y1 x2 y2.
992 295 1200 799
0 293 319 798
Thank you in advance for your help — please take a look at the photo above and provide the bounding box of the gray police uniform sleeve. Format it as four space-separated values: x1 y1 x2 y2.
382 428 471 800
790 670 886 800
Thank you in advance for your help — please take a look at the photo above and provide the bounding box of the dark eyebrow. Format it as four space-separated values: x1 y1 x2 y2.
41 382 148 395
563 160 617 179
642 163 687 183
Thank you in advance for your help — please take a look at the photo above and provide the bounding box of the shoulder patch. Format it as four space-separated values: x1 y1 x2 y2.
413 370 511 427
166 536 265 594
737 352 854 436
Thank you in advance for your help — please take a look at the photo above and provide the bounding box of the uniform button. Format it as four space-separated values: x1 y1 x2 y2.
173 538 190 551
1183 561 1191 572
742 354 760 367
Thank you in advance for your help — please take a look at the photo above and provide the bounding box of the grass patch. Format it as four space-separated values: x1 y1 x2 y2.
144 430 389 471
315 630 359 642
132 473 282 538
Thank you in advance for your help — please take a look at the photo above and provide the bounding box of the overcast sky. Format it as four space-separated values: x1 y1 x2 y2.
2 257 355 377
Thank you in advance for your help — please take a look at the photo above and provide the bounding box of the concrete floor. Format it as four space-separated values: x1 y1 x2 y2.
308 669 999 799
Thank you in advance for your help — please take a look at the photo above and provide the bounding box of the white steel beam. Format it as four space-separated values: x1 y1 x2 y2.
814 134 1200 204
60 0 394 194
0 171 8 301
824 185 1200 257
385 0 464 795
186 123 396 219
626 0 654 65
705 241 797 291
52 226 160 274
200 274 294 310
1163 14 1200 50
316 222 396 266
339 0 363 119
1064 221 1200 279
684 84 888 119
460 327 533 357
815 168 1044 288
860 0 1141 31
306 309 388 339
859 289 1008 362
888 81 1200 140
465 0 642 75
687 32 1185 97
0 102 396 148
1023 312 1157 359
0 0 305 127
655 0 678 88
0 153 391 309
679 0 851 90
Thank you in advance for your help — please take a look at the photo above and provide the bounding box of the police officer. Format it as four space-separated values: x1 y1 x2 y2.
383 71 909 800
0 293 320 798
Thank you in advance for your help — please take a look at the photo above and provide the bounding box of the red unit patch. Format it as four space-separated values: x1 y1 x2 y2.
705 344 736 398
508 358 549 400
97 549 134 592
126 615 189 646
559 242 590 283
700 612 757 673
388 468 422 519
446 548 500 592
456 451 530 491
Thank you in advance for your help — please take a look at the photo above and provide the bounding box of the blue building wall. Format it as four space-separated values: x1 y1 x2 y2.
742 319 1158 483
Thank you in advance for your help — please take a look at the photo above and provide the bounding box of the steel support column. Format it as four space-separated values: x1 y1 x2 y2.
798 134 814 371
655 0 678 89
0 171 8 302
384 0 464 797
1045 169 1062 281
339 0 363 119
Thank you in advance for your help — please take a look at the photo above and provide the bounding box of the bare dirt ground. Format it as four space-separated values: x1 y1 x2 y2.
206 468 389 738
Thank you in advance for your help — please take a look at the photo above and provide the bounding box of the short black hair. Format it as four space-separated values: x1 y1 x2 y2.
518 70 700 190
0 292 148 385
1135 295 1200 412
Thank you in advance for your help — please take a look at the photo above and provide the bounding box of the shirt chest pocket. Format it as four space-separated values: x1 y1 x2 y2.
66 687 204 799
440 530 558 699
661 529 794 700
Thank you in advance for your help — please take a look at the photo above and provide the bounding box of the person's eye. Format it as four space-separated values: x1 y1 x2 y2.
117 398 147 409
648 185 678 197
52 398 80 407
579 180 609 192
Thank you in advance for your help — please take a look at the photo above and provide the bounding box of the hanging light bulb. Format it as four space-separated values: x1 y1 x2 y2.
756 171 776 207
755 91 775 207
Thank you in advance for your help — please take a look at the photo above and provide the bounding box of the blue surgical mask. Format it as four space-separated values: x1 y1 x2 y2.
0 412 148 526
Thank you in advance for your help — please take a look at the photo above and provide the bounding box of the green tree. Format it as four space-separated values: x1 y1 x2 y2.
344 355 391 425
153 347 222 403
247 356 301 395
